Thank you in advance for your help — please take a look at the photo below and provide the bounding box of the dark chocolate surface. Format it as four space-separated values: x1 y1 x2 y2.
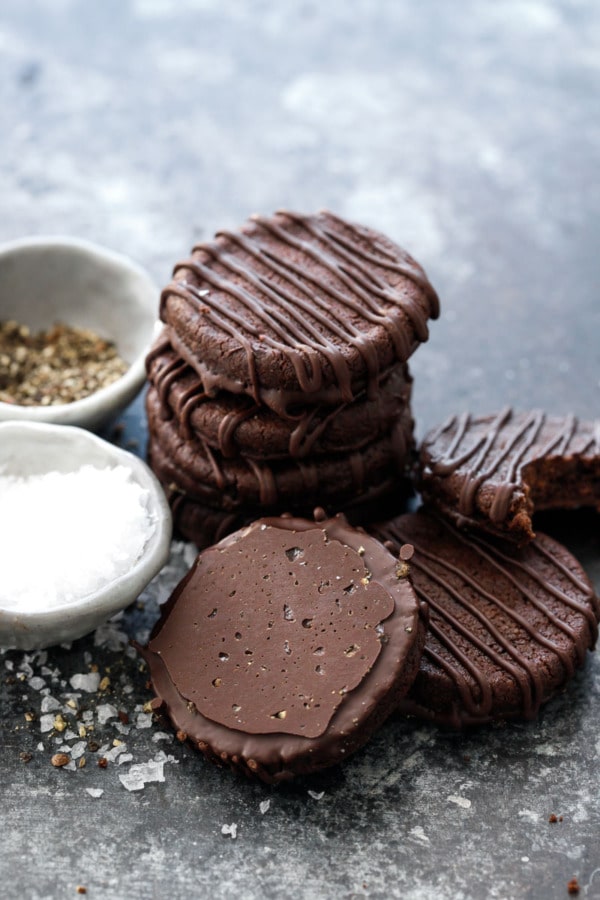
2 3 600 899
141 514 425 781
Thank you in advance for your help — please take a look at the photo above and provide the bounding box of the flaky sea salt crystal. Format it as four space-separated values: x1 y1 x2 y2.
94 619 129 651
70 673 100 693
41 695 61 713
136 713 153 729
69 741 87 760
40 714 55 733
221 823 238 839
86 788 104 799
0 465 154 611
119 759 165 791
259 800 271 815
28 676 46 691
97 703 118 725
307 790 325 801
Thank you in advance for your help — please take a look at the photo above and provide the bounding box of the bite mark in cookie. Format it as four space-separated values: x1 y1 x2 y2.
419 408 600 544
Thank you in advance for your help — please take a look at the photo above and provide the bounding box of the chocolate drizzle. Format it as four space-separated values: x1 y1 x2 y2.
160 210 438 411
420 409 600 543
146 334 414 460
374 511 599 726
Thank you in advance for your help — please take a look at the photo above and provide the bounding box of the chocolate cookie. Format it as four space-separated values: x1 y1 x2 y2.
147 407 414 512
419 408 600 545
146 334 414 460
138 511 427 782
372 509 599 727
160 210 439 415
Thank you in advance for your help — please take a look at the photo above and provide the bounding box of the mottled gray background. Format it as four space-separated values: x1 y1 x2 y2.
1 1 599 899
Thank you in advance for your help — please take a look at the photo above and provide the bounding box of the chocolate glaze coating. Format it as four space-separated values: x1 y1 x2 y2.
371 509 600 727
419 408 600 545
139 512 426 782
159 210 439 415
146 333 413 460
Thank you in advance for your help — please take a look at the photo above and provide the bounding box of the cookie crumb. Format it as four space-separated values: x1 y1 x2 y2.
567 877 580 895
76 887 87 895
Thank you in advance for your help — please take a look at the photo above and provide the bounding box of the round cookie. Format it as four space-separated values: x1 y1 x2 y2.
146 334 414 460
146 409 413 511
138 511 427 782
160 210 439 415
371 509 599 727
419 408 600 545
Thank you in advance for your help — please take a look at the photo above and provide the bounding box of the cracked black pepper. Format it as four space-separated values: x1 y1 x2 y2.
0 320 128 406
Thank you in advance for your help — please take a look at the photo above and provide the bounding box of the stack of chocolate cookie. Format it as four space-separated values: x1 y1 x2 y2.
146 210 440 546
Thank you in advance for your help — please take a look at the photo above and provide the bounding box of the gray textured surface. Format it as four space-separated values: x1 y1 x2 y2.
1 1 599 898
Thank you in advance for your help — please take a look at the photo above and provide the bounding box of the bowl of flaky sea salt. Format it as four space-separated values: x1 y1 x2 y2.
0 421 172 649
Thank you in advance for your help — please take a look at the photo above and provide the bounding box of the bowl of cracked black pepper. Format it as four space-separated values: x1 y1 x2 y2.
0 236 161 430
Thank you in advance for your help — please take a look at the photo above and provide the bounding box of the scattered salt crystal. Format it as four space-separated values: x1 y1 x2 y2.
115 723 131 735
40 666 56 677
41 695 61 713
4 660 13 671
64 730 79 741
221 823 238 839
64 761 77 772
447 795 472 809
69 741 87 760
119 773 146 792
259 800 271 815
70 673 100 693
154 750 177 765
97 703 118 725
86 788 104 799
307 790 325 801
119 759 165 791
93 620 129 651
136 713 153 729
82 710 94 723
0 465 153 611
117 753 134 765
28 676 46 691
105 744 128 763
40 714 55 733
152 732 173 743
36 743 44 751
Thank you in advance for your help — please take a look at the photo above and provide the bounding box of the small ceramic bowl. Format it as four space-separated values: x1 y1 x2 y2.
0 236 161 430
0 421 172 650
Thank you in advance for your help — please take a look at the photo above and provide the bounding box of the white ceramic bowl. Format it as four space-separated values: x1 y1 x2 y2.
0 236 161 430
0 421 172 650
